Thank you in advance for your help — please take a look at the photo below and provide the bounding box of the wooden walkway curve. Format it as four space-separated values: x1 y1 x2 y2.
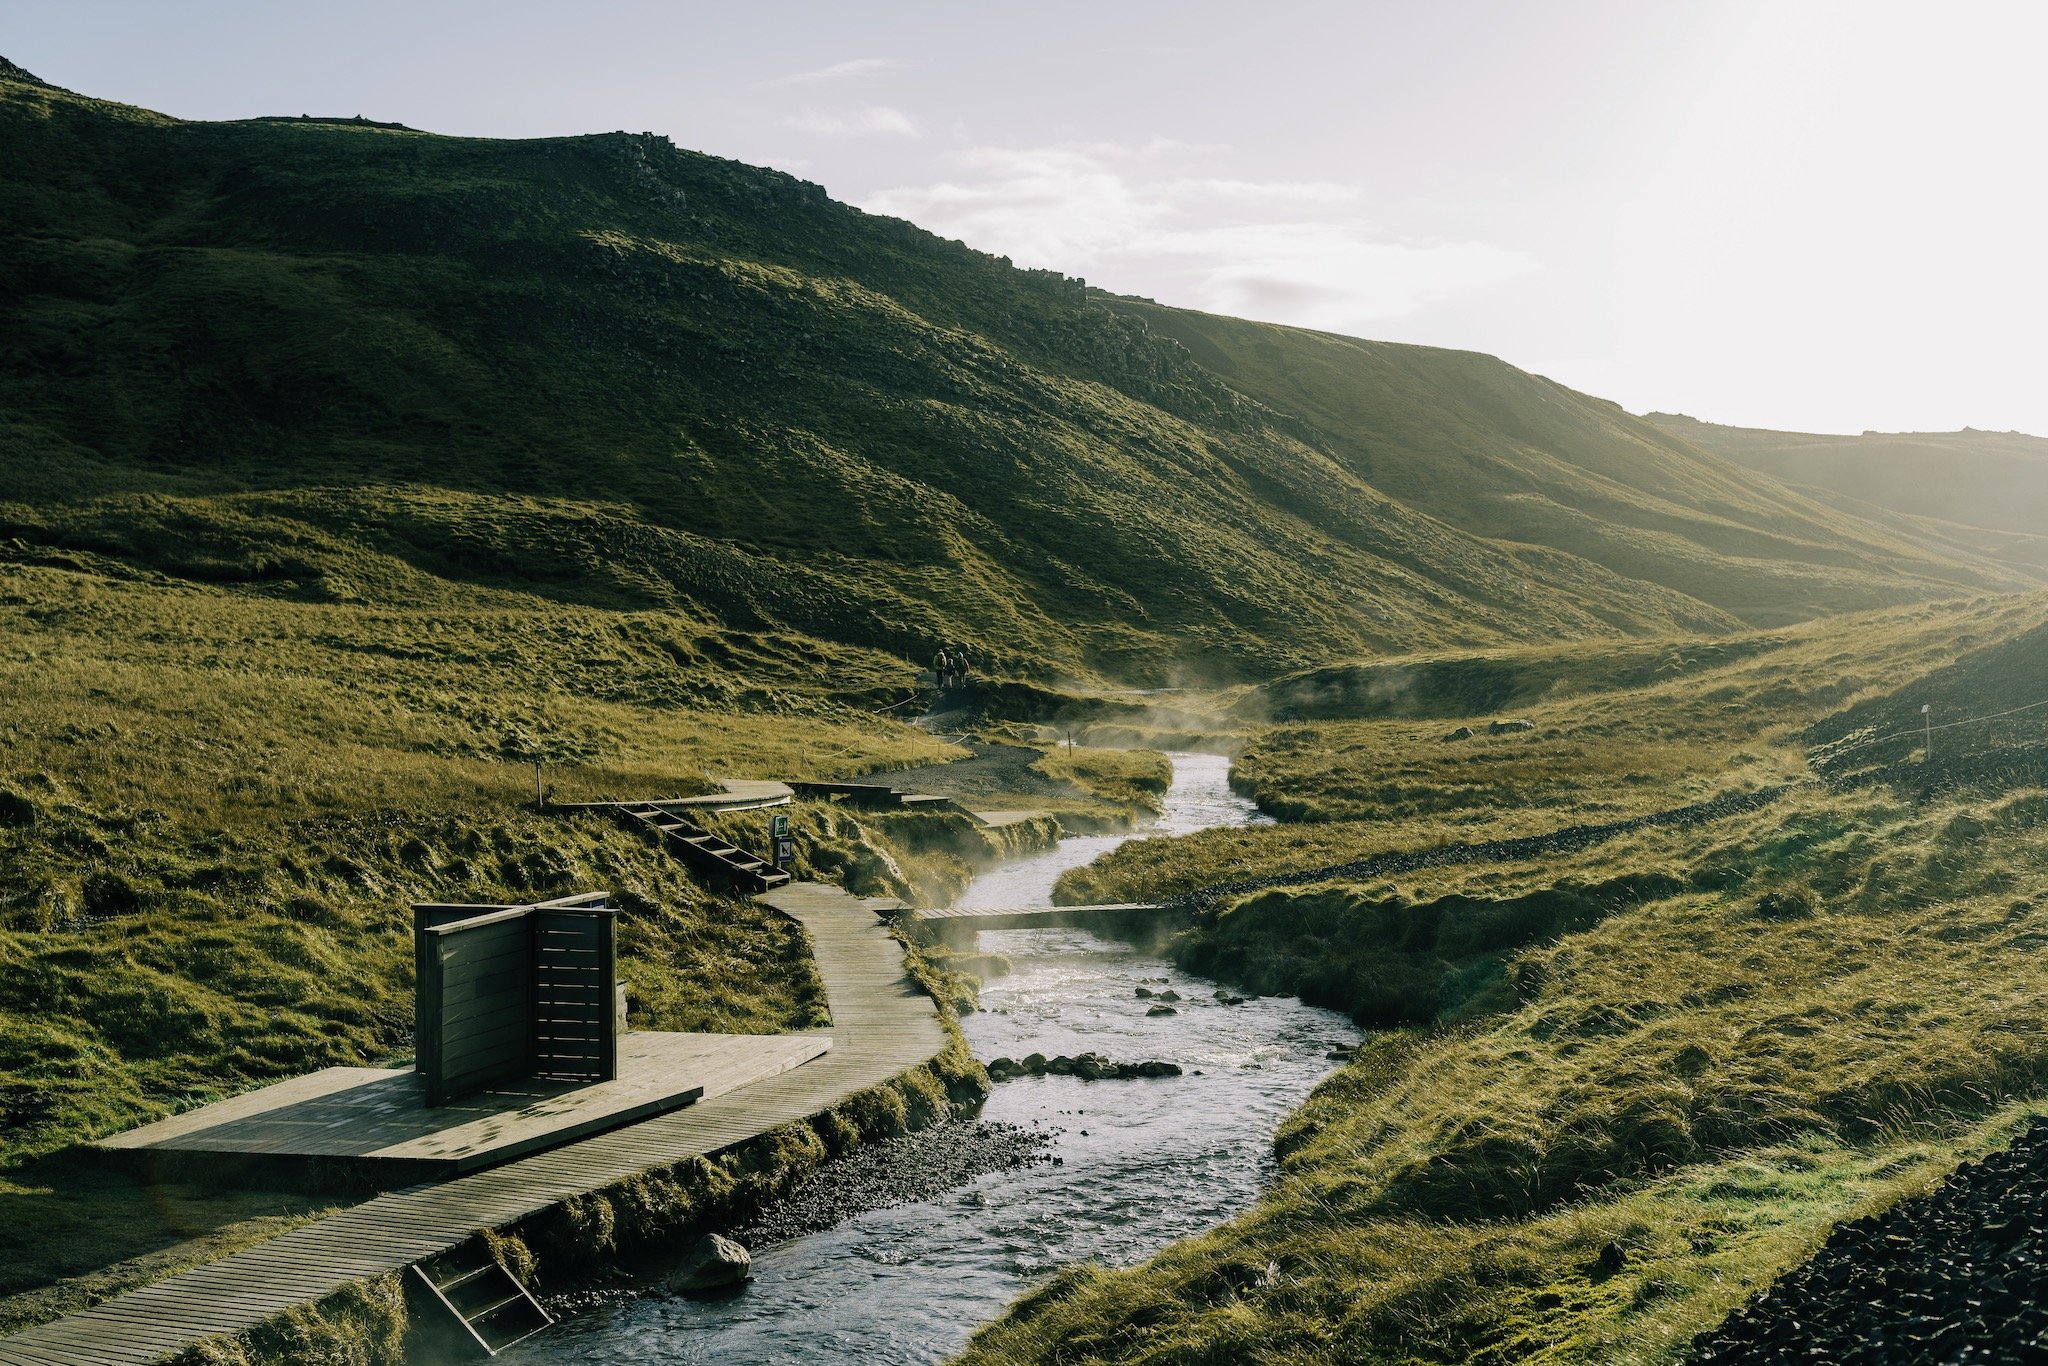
0 883 944 1366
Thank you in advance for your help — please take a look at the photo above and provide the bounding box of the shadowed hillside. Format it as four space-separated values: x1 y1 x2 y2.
0 65 2017 687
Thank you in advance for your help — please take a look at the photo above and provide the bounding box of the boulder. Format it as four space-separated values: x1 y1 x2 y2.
1137 1060 1183 1078
1155 989 1180 1003
1146 1004 1178 1017
1134 986 1155 998
1022 1052 1048 1074
671 1233 751 1296
1488 719 1536 734
1442 726 1474 742
1047 1055 1075 1075
1074 1054 1107 1080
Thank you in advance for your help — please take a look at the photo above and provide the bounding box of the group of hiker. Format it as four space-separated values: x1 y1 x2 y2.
931 643 975 693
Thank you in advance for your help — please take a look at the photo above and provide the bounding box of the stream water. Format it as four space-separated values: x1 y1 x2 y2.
513 752 1360 1364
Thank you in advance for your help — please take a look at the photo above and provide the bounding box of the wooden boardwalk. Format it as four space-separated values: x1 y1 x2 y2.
0 882 941 1366
554 778 793 814
96 1032 830 1178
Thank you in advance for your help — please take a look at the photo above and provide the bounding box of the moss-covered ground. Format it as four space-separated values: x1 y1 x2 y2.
968 594 2048 1363
0 555 998 1332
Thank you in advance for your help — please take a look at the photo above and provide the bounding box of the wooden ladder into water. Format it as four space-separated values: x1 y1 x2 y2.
0 881 940 1366
614 803 791 894
405 1236 551 1358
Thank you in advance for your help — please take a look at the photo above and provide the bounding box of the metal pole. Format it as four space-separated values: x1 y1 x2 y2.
535 759 544 809
1922 704 1932 761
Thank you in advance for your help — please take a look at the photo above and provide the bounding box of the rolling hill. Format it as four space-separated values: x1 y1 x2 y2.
1111 303 2033 628
0 60 2022 686
1647 412 2048 577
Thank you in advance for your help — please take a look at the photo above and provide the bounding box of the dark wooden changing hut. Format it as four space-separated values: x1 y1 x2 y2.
412 892 619 1106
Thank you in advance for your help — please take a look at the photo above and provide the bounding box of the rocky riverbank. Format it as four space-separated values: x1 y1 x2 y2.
732 1118 1058 1245
984 1051 1184 1082
1688 1116 2048 1363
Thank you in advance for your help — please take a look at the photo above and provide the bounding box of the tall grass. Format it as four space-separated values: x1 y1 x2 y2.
0 560 971 1329
974 598 2048 1363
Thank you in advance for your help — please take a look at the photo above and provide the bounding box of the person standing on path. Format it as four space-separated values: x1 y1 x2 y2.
932 645 955 692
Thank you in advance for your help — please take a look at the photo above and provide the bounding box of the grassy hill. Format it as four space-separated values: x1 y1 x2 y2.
0 63 2022 690
1109 303 2029 629
1647 413 2048 577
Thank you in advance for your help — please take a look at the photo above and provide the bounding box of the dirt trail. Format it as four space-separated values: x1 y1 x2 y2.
884 740 1083 803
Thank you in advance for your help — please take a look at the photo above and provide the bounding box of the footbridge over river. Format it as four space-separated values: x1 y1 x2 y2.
906 901 1174 946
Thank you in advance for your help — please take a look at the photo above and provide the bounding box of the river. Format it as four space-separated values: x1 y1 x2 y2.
511 752 1361 1363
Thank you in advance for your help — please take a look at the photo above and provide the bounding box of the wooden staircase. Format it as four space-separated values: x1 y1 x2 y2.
406 1238 551 1358
616 803 791 893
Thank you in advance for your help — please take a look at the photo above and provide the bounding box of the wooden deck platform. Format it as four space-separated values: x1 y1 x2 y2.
787 780 964 815
554 777 794 814
0 882 943 1366
96 1032 830 1178
966 808 1050 829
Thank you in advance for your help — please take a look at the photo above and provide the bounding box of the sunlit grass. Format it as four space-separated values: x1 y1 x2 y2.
982 597 2048 1363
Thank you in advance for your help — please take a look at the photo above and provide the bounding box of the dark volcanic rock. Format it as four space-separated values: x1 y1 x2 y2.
1146 1003 1178 1016
732 1120 1056 1245
1688 1116 2048 1363
980 1051 1181 1083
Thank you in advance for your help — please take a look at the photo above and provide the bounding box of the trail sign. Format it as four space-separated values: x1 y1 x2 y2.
769 813 795 868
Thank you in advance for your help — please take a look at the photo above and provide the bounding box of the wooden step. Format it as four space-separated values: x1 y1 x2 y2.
607 804 793 894
407 1237 552 1358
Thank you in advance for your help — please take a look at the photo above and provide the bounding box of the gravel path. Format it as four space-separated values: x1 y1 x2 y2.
1688 1117 2048 1364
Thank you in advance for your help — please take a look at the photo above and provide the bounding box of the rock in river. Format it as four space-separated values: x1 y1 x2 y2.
671 1233 751 1296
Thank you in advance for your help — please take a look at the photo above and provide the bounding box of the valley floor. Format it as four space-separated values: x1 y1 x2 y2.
963 593 2048 1363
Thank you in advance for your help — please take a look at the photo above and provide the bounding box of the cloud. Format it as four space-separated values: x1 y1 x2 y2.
1161 223 1530 330
782 106 921 138
758 57 901 88
863 143 1530 330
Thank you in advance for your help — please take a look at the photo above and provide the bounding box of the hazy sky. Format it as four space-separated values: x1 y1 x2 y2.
9 0 2046 435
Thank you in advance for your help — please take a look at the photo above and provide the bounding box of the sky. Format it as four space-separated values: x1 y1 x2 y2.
8 0 2046 436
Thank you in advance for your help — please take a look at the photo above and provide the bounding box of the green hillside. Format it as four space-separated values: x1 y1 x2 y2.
12 52 2048 1365
1648 412 2048 576
0 65 2017 688
1109 302 2027 626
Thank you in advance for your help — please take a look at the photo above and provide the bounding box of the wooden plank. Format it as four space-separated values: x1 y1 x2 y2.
425 906 531 937
435 1001 526 1041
